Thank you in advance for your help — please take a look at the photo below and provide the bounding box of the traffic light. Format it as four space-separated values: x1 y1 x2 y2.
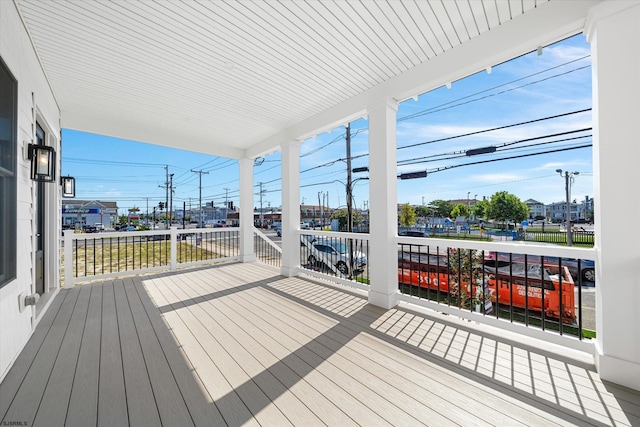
228 201 234 210
158 202 164 210
210 201 214 207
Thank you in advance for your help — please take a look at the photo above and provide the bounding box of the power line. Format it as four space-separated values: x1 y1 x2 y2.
398 63 591 122
397 108 591 151
397 128 592 165
426 144 592 174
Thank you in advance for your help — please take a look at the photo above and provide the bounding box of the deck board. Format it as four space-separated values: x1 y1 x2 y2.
2 262 639 427
98 281 129 427
33 285 91 427
129 276 228 427
113 279 161 426
2 286 80 425
123 277 195 426
0 286 67 420
66 282 103 426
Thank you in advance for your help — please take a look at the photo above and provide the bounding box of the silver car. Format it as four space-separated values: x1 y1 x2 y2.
307 238 367 275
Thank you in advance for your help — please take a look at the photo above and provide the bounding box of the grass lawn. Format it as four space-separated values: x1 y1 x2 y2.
66 240 227 281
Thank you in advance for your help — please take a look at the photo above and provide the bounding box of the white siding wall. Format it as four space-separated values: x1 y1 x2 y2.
0 1 61 380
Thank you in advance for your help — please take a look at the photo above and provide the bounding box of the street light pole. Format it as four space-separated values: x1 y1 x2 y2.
346 123 353 233
557 169 579 246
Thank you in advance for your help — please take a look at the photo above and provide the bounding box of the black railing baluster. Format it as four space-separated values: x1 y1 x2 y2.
577 259 583 340
83 237 87 277
508 252 513 322
558 257 564 335
540 255 545 331
524 254 529 327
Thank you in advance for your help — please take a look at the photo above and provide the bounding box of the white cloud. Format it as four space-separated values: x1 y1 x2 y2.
545 44 591 64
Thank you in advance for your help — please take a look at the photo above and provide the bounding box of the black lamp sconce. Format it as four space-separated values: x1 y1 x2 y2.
28 143 56 182
61 176 76 198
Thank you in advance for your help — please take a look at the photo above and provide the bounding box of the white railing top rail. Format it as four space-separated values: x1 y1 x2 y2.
66 227 240 241
297 229 370 240
396 236 596 261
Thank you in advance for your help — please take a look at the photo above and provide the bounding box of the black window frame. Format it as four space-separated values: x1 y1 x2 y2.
0 57 17 288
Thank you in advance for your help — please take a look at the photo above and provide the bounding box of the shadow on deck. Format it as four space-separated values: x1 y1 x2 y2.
1 262 638 426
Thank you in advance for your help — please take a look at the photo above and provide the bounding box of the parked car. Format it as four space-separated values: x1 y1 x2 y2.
399 230 429 238
487 252 595 283
306 237 367 275
120 225 136 232
83 225 97 233
275 227 281 237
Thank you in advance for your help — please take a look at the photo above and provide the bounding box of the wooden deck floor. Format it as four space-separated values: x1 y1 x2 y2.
1 262 638 426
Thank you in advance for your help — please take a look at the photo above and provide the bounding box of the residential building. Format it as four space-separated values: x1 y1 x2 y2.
1 2 638 422
548 201 581 222
579 195 595 221
524 199 546 219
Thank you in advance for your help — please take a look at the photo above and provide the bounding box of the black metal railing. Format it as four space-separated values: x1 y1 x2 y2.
254 230 282 267
177 229 239 264
518 230 594 245
300 232 369 284
398 243 594 340
65 229 239 284
74 233 171 279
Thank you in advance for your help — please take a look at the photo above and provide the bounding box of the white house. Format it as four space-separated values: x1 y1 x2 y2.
1 0 638 400
524 198 546 220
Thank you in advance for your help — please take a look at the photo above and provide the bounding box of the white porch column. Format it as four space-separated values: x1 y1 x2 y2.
368 98 399 309
239 157 256 262
281 141 302 277
585 1 640 391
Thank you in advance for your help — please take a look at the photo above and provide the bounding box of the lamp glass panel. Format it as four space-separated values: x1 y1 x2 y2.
36 148 51 175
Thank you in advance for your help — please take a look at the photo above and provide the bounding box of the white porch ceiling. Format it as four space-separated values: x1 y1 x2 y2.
15 0 595 159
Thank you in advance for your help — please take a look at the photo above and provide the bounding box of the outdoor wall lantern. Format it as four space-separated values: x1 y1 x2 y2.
28 143 56 182
61 176 76 198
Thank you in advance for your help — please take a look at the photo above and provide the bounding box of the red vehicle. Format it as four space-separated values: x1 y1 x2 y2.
398 251 576 323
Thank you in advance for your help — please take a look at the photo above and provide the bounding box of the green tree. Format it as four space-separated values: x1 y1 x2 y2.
450 203 471 219
430 199 453 218
472 199 490 219
414 205 430 219
330 209 362 231
486 191 529 227
447 249 484 309
118 214 128 224
398 204 417 227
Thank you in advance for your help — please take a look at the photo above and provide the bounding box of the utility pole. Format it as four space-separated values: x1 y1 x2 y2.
557 169 579 246
224 187 230 221
145 197 149 226
191 169 209 228
345 123 355 278
169 173 174 225
258 182 265 227
164 165 169 226
346 122 353 232
318 191 322 229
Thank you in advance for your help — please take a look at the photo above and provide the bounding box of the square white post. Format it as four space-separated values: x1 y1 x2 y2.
367 98 399 309
585 1 640 391
281 140 302 277
63 230 74 287
239 157 256 262
170 227 178 271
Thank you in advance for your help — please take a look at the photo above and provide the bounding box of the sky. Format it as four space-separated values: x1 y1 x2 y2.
62 34 593 215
